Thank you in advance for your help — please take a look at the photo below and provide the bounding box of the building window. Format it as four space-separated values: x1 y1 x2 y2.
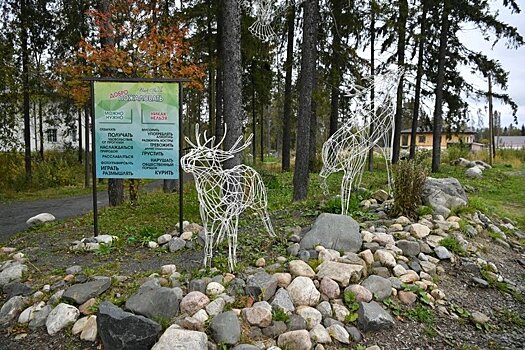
47 129 57 143
418 135 426 143
71 128 77 142
402 135 408 146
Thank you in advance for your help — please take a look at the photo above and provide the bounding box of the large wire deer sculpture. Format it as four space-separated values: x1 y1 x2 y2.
180 124 275 271
320 68 403 215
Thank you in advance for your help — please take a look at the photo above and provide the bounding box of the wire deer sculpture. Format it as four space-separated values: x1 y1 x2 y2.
320 68 403 215
180 124 275 271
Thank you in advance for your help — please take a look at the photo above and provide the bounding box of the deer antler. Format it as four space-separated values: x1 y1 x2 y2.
213 123 228 149
194 124 202 147
185 136 197 148
202 130 216 147
228 133 254 154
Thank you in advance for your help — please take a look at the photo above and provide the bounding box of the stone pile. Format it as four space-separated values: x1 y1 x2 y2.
450 157 492 179
1 182 524 349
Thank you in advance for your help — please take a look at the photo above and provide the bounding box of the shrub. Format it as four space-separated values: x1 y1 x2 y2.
391 159 427 219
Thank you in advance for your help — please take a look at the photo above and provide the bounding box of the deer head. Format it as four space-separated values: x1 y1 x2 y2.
180 124 253 173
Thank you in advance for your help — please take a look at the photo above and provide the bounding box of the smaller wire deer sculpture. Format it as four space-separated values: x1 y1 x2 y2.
320 68 402 215
180 124 275 271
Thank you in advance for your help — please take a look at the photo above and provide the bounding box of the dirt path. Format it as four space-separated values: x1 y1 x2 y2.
0 181 165 242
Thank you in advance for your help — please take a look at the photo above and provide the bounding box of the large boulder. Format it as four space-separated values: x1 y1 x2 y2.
358 301 394 331
97 301 161 350
300 213 362 253
62 277 111 305
421 177 467 216
152 326 207 350
125 286 181 320
26 213 55 225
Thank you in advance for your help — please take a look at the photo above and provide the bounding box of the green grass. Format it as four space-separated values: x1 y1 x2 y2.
439 236 467 256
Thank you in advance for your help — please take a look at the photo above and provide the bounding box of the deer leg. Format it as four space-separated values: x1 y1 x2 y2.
200 208 213 268
228 214 240 272
341 172 353 216
256 207 275 237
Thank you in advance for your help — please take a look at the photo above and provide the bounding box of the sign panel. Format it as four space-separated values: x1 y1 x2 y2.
94 81 179 179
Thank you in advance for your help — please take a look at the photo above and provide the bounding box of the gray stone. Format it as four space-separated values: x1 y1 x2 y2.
288 314 307 331
299 250 311 261
421 177 468 212
263 320 288 338
326 324 350 344
233 345 259 350
434 246 451 260
358 301 394 331
396 240 420 257
180 291 210 315
278 330 312 350
300 213 362 253
29 305 52 329
46 303 80 335
65 265 82 275
271 288 295 314
0 263 27 287
168 237 186 252
246 271 278 301
3 282 32 298
189 278 208 293
287 243 300 256
62 277 111 305
152 326 208 350
206 298 226 316
125 286 181 320
316 301 333 318
287 276 320 306
472 277 489 288
316 261 363 287
210 311 240 345
465 166 483 179
346 326 362 342
309 324 331 344
0 296 27 325
361 275 392 301
97 301 161 350
26 213 55 225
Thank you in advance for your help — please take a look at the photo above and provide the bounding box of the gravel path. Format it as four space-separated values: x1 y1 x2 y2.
0 181 165 241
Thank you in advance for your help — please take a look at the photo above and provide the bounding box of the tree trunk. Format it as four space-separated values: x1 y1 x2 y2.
392 0 408 164
328 0 342 137
410 1 427 160
21 0 31 183
252 64 257 162
215 1 224 142
293 0 318 201
367 1 376 171
78 109 83 163
431 1 449 173
281 5 295 172
309 57 318 172
38 98 44 161
488 74 494 165
260 102 264 162
222 0 243 169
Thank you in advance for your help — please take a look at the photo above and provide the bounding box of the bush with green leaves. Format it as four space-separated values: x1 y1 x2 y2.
391 159 428 219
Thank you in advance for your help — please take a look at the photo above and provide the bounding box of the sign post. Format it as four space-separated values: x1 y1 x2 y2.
89 78 187 236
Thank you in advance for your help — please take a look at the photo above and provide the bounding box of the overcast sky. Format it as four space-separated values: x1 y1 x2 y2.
458 0 525 128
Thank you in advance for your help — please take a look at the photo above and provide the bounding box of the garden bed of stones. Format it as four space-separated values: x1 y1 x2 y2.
1 178 524 350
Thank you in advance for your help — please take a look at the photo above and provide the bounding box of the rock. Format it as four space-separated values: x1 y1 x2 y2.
395 216 411 225
62 277 111 305
97 301 161 349
277 330 312 350
189 278 207 293
421 177 468 213
398 291 417 305
300 213 362 253
434 246 451 260
0 263 27 287
80 315 97 341
396 240 420 257
319 277 340 299
296 306 322 329
263 320 288 338
310 324 332 344
287 276 320 306
46 303 80 335
374 250 396 268
332 304 350 322
361 275 392 301
392 265 407 277
168 237 186 252
206 298 226 317
0 296 27 325
72 315 88 335
271 288 295 314
316 301 332 318
210 311 240 345
372 233 395 247
326 324 350 344
287 243 301 256
472 277 489 288
399 271 420 284
18 301 45 324
206 282 225 297
345 285 372 303
160 264 177 275
29 305 52 329
26 213 55 225
274 273 292 288
359 250 375 265
3 282 32 298
180 291 210 316
316 261 363 287
371 189 390 203
152 326 208 350
65 265 82 275
358 301 394 331
288 314 308 331
288 260 316 278
126 286 181 319
471 311 489 324
420 261 436 275
299 250 311 261
410 224 430 239
246 271 278 301
242 301 272 327
465 166 483 179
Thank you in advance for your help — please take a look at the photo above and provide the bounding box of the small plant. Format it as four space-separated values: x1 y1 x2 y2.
94 243 113 256
391 159 427 219
382 297 402 317
438 236 466 256
307 259 322 271
450 303 471 319
406 305 434 324
342 290 360 323
272 308 290 322
416 205 434 217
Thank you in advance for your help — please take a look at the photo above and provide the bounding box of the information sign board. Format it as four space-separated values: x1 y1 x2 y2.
94 81 179 179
